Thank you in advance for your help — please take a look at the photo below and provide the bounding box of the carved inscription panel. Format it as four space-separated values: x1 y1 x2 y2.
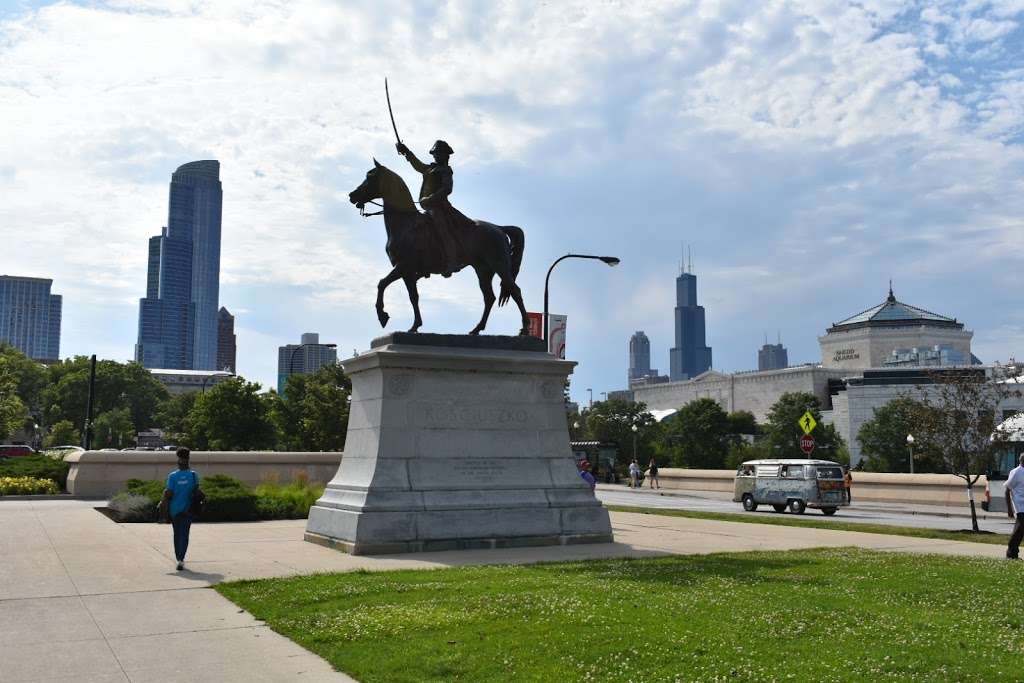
412 402 540 429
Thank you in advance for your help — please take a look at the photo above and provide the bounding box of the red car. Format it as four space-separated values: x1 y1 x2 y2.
0 445 36 458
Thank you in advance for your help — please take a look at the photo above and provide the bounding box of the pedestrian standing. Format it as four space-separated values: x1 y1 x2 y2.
843 465 853 504
579 460 596 492
1004 454 1024 560
628 459 641 489
647 457 660 489
159 447 201 571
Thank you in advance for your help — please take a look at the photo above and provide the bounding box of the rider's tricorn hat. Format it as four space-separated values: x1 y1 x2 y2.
430 140 454 156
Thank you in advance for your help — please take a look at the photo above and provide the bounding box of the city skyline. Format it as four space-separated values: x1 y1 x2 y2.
0 275 61 362
2 2 1023 402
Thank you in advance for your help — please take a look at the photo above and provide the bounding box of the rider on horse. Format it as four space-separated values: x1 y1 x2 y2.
395 139 461 277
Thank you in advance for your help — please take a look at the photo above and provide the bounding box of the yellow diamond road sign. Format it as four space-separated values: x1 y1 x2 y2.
798 411 817 435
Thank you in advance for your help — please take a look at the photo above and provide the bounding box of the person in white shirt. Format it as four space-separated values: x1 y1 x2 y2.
628 459 641 489
1004 454 1024 560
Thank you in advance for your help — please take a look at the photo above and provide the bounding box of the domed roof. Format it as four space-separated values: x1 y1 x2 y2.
828 286 962 332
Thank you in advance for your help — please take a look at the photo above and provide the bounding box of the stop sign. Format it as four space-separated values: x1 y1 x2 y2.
800 434 815 455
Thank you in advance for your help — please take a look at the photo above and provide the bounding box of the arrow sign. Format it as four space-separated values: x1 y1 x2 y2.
800 434 815 455
798 411 817 435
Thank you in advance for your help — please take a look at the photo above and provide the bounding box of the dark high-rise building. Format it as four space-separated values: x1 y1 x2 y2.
628 331 651 382
135 161 223 370
758 335 789 371
668 263 712 381
217 307 236 373
0 275 61 361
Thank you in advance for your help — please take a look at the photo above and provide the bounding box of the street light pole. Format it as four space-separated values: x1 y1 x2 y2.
631 423 638 462
906 434 915 474
285 342 338 392
543 253 621 348
587 388 593 409
201 371 233 393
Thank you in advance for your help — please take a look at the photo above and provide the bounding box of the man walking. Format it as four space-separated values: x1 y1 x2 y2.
160 447 200 570
1005 454 1024 560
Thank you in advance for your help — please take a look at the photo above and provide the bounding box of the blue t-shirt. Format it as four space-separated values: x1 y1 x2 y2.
166 469 198 518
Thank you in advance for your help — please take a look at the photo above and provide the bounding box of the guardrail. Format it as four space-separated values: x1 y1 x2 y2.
66 450 343 497
657 468 988 507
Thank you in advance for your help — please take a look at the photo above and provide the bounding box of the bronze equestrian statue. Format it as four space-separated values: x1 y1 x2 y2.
349 156 530 336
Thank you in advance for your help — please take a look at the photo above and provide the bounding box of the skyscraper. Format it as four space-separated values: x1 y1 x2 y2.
217 307 236 373
135 161 223 370
758 334 789 371
668 255 712 381
628 331 652 383
0 275 61 361
277 333 338 393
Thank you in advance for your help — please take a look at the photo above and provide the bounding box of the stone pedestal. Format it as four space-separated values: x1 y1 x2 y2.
304 333 613 554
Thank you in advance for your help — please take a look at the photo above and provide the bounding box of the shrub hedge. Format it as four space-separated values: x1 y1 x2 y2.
108 474 324 523
0 476 60 495
0 456 70 490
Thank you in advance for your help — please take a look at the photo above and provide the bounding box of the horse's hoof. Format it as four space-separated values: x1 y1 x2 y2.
377 311 389 328
406 328 420 334
468 329 481 336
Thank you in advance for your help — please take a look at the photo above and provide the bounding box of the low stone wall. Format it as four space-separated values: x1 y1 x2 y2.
658 468 987 507
66 450 343 498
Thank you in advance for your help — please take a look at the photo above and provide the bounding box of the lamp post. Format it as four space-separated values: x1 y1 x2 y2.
906 434 915 474
285 342 338 392
201 371 234 394
543 253 620 348
587 388 593 409
631 423 638 462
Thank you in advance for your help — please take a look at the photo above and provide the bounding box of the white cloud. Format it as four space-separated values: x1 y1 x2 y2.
2 0 1024 398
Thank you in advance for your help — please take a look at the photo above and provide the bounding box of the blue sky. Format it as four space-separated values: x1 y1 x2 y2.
2 1 1023 405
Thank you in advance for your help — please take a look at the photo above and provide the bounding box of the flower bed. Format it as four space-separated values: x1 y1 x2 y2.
0 476 60 495
0 457 69 491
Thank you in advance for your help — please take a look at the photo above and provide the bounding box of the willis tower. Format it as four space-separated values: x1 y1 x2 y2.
669 250 712 381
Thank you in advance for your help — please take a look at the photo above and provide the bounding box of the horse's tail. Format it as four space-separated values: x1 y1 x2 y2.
499 226 524 306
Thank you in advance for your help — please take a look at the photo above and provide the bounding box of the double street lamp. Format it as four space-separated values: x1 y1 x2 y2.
543 253 621 347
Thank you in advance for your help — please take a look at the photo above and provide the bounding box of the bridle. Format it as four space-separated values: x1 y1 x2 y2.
358 200 384 217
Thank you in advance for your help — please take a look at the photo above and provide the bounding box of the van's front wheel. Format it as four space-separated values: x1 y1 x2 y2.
742 494 758 512
788 499 806 515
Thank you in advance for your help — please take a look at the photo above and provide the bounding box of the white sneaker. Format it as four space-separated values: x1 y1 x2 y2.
176 561 184 571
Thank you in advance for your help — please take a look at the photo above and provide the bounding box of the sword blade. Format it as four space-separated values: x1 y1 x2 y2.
385 77 402 144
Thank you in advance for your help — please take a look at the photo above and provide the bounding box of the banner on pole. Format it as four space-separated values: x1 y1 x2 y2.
526 312 567 359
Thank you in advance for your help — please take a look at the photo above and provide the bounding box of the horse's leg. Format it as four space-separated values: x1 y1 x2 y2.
376 265 403 328
469 266 495 335
402 273 423 333
509 282 531 336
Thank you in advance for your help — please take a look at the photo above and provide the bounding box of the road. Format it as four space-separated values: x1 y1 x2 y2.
595 485 1017 534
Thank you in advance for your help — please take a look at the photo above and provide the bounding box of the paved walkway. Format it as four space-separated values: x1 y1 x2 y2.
1 499 1009 682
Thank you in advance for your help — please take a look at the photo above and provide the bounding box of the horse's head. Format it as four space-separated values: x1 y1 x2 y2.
349 159 384 209
350 160 417 214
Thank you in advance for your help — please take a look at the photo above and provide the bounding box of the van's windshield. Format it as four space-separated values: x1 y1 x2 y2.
816 466 843 480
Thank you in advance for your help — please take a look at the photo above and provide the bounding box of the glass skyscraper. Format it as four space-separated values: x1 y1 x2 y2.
0 275 61 361
135 161 223 370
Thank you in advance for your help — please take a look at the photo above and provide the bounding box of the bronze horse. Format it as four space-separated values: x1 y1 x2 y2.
349 161 530 335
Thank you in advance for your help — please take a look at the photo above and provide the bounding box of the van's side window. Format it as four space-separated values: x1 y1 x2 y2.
782 465 805 479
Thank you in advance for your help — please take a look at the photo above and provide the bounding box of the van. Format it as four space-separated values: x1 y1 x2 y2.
733 459 847 515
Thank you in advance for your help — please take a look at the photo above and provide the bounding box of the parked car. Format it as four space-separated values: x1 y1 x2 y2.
733 459 848 515
0 444 36 458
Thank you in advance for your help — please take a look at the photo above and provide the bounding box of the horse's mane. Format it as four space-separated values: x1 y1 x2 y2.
375 163 417 213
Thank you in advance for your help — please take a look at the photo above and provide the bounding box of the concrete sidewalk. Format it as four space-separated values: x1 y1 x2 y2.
0 499 1010 682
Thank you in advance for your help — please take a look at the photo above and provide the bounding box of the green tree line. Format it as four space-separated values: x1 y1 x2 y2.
0 344 350 451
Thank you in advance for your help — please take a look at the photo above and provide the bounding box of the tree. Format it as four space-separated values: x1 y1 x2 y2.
910 368 1021 531
727 410 759 438
858 397 941 473
0 373 28 441
271 364 351 451
43 420 80 448
585 398 658 466
43 357 169 431
92 408 135 449
184 378 277 451
0 344 47 415
157 392 198 444
662 398 731 468
763 392 844 460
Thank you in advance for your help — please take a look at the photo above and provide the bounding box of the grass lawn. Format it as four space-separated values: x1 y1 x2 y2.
217 548 1024 682
607 505 1012 546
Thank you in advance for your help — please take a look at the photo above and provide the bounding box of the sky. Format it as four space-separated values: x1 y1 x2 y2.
2 0 1024 405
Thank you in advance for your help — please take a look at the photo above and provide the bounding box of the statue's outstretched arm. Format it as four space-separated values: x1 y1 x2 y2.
397 143 429 173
